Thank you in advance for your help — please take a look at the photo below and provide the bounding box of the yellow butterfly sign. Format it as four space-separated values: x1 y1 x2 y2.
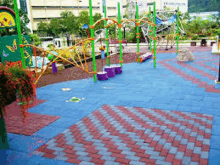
6 39 17 52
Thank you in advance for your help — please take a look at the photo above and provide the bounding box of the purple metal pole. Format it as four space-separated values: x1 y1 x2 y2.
217 56 220 82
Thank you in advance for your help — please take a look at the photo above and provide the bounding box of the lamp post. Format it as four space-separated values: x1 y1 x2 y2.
216 36 220 84
123 24 125 39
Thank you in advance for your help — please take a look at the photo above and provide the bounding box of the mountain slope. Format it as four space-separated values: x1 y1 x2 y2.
188 0 220 13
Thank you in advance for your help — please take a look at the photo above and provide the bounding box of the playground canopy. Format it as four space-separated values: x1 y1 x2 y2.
155 15 177 26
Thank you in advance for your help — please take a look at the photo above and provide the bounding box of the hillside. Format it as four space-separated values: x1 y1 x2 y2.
188 0 220 13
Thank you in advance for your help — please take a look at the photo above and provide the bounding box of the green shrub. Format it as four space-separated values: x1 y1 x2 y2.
191 35 200 40
30 34 42 46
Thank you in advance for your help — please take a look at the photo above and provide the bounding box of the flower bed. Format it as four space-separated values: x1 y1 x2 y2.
0 63 35 149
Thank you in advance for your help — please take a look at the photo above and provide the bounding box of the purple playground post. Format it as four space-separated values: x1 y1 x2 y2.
97 71 108 81
52 62 58 74
111 64 122 74
104 66 116 77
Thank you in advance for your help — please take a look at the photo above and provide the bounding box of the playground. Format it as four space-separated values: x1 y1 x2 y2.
1 1 220 165
2 45 220 165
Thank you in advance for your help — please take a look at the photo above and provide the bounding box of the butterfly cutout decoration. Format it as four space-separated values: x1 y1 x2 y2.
6 39 17 52
23 39 29 44
2 50 9 57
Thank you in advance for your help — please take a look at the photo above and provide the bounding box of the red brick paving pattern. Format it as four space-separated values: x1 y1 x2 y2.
34 105 213 165
4 99 60 136
158 50 220 93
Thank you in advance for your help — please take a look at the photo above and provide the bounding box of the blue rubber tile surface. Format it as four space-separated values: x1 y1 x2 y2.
28 155 73 165
33 126 65 139
208 149 220 165
3 48 220 164
8 134 47 153
0 149 37 165
210 135 220 150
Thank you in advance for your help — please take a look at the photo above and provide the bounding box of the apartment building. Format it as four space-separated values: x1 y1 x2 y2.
19 0 120 32
18 0 188 32
124 0 188 14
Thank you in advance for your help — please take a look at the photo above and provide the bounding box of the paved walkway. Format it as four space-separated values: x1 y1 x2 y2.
1 47 220 165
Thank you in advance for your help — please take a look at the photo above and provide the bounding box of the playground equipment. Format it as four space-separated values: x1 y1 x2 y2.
2 1 157 84
136 53 153 63
141 6 184 54
90 0 157 79
20 38 97 84
212 36 220 54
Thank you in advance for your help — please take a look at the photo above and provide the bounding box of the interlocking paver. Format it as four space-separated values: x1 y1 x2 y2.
175 151 184 159
193 147 201 154
169 146 178 154
32 104 213 165
79 161 95 165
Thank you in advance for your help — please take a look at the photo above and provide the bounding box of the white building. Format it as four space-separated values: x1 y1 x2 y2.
18 0 188 33
17 0 33 33
124 0 188 14
189 11 219 21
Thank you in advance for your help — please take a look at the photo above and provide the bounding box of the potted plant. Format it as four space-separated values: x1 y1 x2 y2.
191 35 199 46
0 64 35 149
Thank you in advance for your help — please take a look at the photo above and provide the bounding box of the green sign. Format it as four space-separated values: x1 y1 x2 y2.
0 35 32 66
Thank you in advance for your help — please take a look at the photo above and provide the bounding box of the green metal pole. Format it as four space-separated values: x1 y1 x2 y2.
153 2 156 68
177 7 179 55
104 5 110 66
149 7 152 52
117 2 123 68
13 0 26 69
89 0 97 82
136 4 140 63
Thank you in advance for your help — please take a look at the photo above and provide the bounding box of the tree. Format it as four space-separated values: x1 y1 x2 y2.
183 12 191 20
37 21 51 36
93 13 104 31
78 11 90 25
60 11 78 36
19 9 30 35
49 18 62 37
187 17 204 35
0 0 13 8
30 33 42 46
124 0 136 19
77 11 90 37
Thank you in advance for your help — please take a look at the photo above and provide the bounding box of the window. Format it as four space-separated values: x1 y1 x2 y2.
80 6 89 9
20 0 28 14
107 7 116 9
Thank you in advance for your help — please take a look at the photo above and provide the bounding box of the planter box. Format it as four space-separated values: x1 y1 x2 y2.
191 42 196 46
201 39 207 46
